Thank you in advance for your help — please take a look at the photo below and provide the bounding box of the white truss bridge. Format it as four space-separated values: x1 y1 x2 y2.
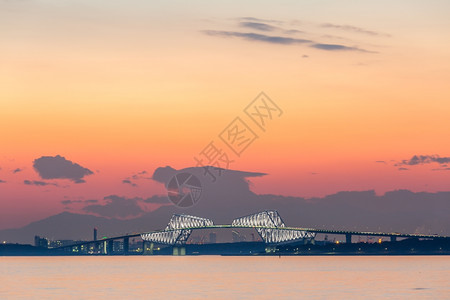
141 210 316 245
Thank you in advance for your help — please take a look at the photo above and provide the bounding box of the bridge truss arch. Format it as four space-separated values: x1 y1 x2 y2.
141 214 213 245
141 211 315 246
232 210 315 244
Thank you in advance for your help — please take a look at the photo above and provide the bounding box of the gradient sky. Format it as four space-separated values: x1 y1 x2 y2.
1 0 450 229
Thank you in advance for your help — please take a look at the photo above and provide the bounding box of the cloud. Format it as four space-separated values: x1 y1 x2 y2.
398 167 409 171
121 170 150 187
239 21 277 32
397 155 450 166
284 29 304 35
83 195 145 219
61 199 98 205
375 160 386 164
122 179 137 187
203 30 373 53
431 167 450 171
23 179 58 186
237 19 302 35
152 165 266 186
321 23 390 37
0 179 6 183
12 168 23 174
144 195 170 204
322 34 349 41
237 17 282 25
33 155 93 183
202 30 311 45
311 43 374 52
131 170 149 180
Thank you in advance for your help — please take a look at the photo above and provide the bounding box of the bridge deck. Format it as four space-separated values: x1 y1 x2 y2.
143 225 446 239
52 225 448 250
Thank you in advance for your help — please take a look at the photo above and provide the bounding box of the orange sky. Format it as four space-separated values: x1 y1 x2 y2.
1 0 449 229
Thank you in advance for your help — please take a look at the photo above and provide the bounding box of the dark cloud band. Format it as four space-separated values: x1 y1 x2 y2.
397 155 450 166
203 30 311 45
202 30 373 53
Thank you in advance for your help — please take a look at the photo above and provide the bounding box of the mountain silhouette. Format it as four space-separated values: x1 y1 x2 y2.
1 166 449 244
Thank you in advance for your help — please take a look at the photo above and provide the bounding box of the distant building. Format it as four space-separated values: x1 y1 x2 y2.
48 240 78 248
34 236 49 248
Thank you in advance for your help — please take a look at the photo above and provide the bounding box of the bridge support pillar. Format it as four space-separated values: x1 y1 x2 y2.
102 241 107 254
143 242 154 255
124 237 129 255
142 241 147 254
107 240 114 255
173 246 186 256
346 234 352 244
390 236 397 242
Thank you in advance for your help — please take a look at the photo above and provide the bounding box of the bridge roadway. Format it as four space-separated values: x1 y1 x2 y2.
52 224 448 254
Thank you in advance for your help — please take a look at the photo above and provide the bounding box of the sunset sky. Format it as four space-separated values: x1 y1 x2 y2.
1 0 449 229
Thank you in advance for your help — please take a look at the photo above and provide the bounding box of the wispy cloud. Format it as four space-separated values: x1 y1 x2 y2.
202 30 311 45
24 180 58 186
131 170 149 180
284 29 304 35
431 167 450 171
204 17 382 54
239 21 277 32
321 23 390 37
237 17 283 25
311 43 375 53
61 199 98 205
203 30 372 53
121 170 150 187
122 179 137 187
0 179 6 183
144 195 170 204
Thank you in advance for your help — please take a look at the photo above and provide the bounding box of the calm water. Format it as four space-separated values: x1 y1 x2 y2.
1 256 449 299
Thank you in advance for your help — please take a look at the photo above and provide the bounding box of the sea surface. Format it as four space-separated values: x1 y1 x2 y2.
1 256 449 299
